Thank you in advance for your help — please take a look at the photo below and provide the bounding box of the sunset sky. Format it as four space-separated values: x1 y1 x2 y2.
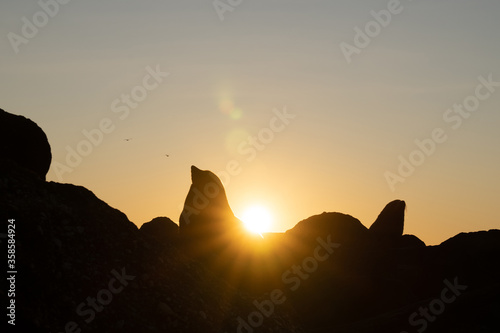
1 0 499 245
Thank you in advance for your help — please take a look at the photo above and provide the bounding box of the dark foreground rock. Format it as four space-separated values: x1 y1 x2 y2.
0 108 51 180
1 110 499 333
369 199 406 240
0 161 304 333
140 216 179 245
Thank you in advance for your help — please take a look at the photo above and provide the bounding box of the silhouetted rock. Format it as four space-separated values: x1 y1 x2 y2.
369 199 405 240
178 166 247 259
0 108 51 180
140 216 178 244
287 212 369 247
436 229 500 284
397 234 426 248
0 160 304 333
179 166 243 236
2 115 500 333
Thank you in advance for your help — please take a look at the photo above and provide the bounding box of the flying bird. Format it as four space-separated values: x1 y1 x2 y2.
124 138 132 142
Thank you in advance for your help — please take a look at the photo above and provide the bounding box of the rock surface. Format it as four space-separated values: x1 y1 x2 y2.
2 161 500 333
178 166 247 263
0 161 303 333
286 211 369 246
140 216 179 244
179 166 243 237
1 111 499 333
0 108 52 180
369 199 406 239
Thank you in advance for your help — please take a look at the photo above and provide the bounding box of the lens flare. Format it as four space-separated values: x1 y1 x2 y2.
219 99 243 120
240 205 273 236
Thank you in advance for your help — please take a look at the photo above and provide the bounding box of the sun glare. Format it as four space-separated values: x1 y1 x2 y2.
240 205 273 237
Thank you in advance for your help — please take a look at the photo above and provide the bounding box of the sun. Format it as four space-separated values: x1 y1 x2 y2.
240 205 273 236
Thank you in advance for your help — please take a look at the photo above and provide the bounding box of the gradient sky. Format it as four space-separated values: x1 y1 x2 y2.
1 0 499 245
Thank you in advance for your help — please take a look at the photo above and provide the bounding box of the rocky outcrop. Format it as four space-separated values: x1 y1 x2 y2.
179 166 243 237
397 233 426 248
178 166 247 262
367 200 426 248
140 216 178 244
0 160 304 333
2 111 500 333
285 212 370 253
3 158 500 333
0 108 52 180
369 200 406 239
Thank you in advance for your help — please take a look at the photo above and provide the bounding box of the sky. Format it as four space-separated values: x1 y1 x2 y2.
1 0 499 245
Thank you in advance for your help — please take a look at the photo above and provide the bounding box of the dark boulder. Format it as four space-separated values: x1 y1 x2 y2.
286 212 369 247
369 200 406 240
179 165 243 238
178 166 246 259
0 108 52 180
140 216 178 244
1 159 304 333
397 234 426 248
